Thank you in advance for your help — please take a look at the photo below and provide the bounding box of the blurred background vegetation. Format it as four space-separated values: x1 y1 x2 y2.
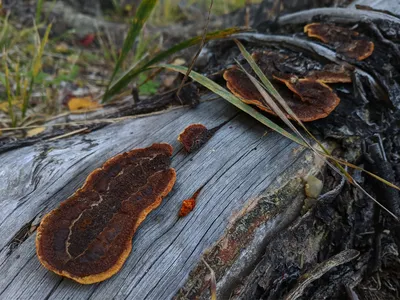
0 0 260 132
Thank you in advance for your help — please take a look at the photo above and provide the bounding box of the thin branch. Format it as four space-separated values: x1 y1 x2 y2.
176 0 214 102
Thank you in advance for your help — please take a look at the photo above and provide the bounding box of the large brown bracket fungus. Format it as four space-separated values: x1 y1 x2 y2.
304 23 374 61
36 143 176 284
223 61 341 122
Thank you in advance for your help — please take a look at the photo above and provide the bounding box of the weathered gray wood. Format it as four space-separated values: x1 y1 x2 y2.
0 99 321 299
349 0 400 16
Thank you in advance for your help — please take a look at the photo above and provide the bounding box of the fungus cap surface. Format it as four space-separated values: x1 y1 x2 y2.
306 64 352 83
224 67 341 122
178 124 215 153
304 23 374 61
36 143 176 284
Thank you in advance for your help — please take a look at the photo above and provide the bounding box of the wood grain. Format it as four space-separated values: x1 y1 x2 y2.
0 98 321 299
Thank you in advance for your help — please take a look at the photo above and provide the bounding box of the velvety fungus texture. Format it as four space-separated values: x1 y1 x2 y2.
304 23 374 61
223 65 341 122
36 143 176 284
306 64 352 83
178 124 215 153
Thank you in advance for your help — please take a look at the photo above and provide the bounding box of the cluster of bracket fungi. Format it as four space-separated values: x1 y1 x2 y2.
201 7 400 138
36 124 213 284
304 23 375 61
224 22 376 122
35 6 400 288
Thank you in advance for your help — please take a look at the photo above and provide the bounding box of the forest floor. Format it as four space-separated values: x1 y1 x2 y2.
0 0 256 140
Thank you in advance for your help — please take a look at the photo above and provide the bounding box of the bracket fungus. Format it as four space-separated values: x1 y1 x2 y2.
36 143 176 284
178 124 217 153
304 23 374 60
273 75 341 121
306 64 352 83
224 65 341 122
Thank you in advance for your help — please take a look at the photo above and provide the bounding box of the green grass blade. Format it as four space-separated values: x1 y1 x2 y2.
103 27 247 102
235 40 399 219
35 0 44 24
326 157 400 192
3 53 16 127
235 40 348 169
0 13 10 51
33 24 52 77
160 64 305 146
104 0 158 100
235 40 344 165
23 23 52 118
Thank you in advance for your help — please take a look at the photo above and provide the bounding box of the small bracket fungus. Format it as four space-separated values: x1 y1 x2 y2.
178 186 203 218
304 23 374 61
178 124 217 153
224 66 341 122
36 143 176 284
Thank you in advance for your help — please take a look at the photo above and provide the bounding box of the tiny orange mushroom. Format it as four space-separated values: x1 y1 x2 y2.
178 187 203 218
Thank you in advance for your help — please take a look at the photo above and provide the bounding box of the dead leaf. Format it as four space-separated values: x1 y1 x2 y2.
55 42 69 53
0 100 23 112
172 58 186 65
26 127 45 137
67 96 101 111
163 74 178 87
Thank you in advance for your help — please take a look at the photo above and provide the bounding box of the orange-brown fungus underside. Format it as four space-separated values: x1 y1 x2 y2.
36 143 176 284
178 187 203 217
306 64 352 83
250 51 352 84
304 23 374 60
178 124 214 153
223 66 340 122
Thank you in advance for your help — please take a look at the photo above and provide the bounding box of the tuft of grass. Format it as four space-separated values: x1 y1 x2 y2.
176 0 214 99
0 13 11 51
150 0 262 25
22 23 52 118
96 27 119 65
104 0 159 102
3 52 17 127
103 27 247 102
35 0 45 24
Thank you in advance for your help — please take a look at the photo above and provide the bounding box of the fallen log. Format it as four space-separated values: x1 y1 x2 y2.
0 98 325 299
2 2 400 299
